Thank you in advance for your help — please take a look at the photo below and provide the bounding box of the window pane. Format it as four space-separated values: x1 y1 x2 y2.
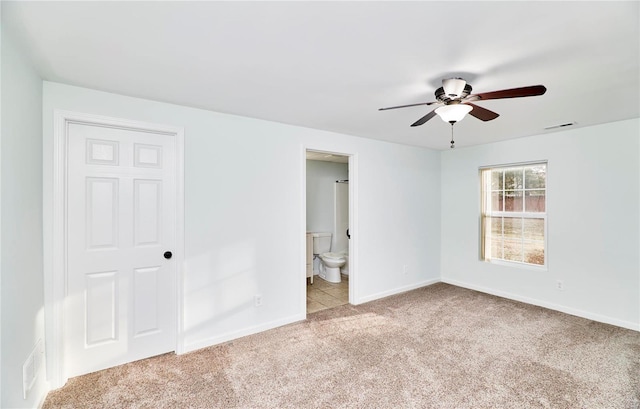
504 191 523 212
525 190 546 212
491 238 503 259
491 217 503 236
524 241 544 265
504 239 522 262
491 191 503 211
523 219 544 241
504 169 523 190
525 165 546 189
503 217 522 240
491 170 503 190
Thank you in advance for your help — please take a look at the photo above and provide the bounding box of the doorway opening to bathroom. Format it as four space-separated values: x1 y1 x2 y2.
304 150 354 314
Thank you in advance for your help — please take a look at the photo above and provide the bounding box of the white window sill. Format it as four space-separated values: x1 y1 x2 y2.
483 258 548 272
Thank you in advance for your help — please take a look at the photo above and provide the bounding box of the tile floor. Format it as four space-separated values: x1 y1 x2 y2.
307 275 349 313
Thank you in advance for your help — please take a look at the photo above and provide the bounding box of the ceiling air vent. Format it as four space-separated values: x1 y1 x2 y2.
544 122 576 130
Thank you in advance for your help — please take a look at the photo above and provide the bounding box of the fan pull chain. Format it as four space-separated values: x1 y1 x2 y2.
450 122 455 149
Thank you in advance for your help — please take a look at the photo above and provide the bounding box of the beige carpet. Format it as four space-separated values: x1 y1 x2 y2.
43 283 640 409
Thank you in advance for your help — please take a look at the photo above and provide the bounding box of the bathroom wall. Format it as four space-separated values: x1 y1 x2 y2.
306 159 348 243
334 181 349 253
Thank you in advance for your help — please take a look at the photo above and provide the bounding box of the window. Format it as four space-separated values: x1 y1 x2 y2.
480 162 546 266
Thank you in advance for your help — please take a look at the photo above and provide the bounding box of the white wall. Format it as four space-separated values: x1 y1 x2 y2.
42 82 442 355
441 119 640 330
306 159 348 236
1 21 48 408
355 143 441 301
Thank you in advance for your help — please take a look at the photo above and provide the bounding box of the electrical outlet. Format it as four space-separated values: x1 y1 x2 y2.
556 280 564 291
403 265 408 275
254 295 263 307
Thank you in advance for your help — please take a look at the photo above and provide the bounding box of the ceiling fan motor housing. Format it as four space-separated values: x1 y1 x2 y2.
443 78 469 97
436 83 472 103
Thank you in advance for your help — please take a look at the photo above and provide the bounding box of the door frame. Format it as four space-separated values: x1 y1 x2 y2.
46 110 185 389
302 148 358 311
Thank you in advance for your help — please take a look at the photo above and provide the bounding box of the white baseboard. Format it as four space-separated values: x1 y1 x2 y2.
181 313 306 354
354 278 440 305
441 278 640 332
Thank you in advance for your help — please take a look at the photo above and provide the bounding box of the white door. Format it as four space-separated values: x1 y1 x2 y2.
65 122 176 378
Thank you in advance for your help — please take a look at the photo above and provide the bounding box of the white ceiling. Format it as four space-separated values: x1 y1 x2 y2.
4 1 639 150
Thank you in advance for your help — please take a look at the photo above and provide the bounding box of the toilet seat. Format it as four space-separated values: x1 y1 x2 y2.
320 252 345 261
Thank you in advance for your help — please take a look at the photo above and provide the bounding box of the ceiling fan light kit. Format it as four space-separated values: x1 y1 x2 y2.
435 104 473 123
379 78 547 148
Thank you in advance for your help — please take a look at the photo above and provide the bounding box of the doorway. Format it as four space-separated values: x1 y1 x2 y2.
305 150 354 314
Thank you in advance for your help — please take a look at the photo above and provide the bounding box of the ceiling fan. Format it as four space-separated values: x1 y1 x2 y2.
379 78 547 148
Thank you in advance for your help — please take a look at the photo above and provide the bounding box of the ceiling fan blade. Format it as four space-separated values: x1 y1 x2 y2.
410 110 437 127
379 101 438 111
466 103 499 121
470 85 547 101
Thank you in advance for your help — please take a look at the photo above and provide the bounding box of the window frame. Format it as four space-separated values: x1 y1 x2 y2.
479 161 548 270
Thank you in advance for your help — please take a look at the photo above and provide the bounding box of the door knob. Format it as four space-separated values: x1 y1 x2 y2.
164 251 173 259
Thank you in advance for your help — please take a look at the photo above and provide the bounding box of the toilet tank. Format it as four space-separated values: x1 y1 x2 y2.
311 232 332 254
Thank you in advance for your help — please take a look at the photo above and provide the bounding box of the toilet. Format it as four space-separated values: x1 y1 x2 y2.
312 232 346 283
339 250 349 276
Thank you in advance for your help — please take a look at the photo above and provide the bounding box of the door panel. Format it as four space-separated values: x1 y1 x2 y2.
133 266 161 337
85 271 118 345
134 179 162 246
65 122 176 378
86 178 119 249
